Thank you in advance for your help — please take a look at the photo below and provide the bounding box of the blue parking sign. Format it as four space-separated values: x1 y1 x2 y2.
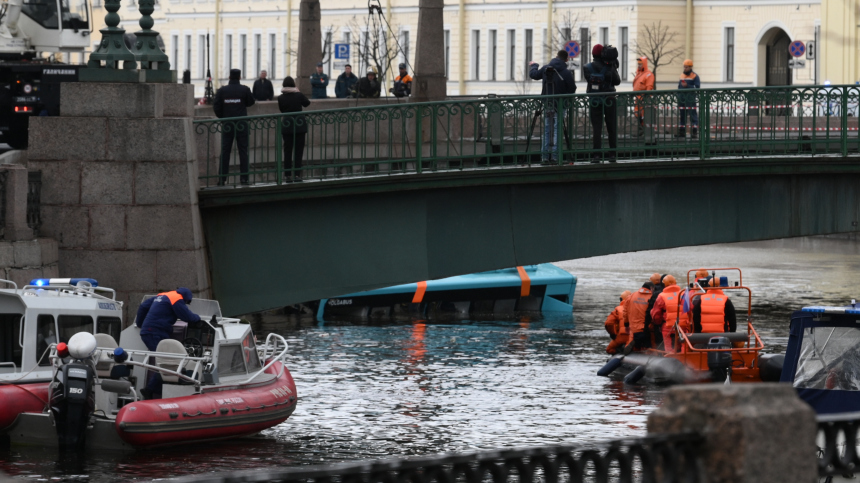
335 43 350 60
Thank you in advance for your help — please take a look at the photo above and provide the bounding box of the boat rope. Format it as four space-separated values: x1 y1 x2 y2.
0 346 51 385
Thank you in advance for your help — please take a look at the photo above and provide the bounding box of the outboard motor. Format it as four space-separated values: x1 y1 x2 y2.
707 336 733 382
50 333 97 449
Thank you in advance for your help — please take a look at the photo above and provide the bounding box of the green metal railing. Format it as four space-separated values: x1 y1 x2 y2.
194 85 860 188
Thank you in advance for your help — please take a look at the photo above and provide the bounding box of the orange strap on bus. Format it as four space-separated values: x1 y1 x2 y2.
412 281 427 303
516 266 531 297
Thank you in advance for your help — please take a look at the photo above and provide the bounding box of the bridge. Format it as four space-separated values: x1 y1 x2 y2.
195 85 860 315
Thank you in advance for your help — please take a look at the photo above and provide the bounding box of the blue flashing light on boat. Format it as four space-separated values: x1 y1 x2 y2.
29 278 99 287
801 307 828 313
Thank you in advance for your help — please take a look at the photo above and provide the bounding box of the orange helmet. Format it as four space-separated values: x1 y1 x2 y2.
649 273 662 284
663 275 676 286
683 59 693 67
695 269 709 279
620 290 632 301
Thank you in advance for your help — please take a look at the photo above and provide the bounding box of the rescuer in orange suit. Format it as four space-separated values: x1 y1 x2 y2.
632 57 655 137
651 275 683 352
624 282 653 350
692 277 737 333
605 290 632 354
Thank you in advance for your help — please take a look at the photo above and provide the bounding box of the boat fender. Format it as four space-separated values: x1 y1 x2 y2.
67 332 97 360
100 379 132 395
624 365 646 384
113 347 128 364
759 353 785 382
597 356 624 377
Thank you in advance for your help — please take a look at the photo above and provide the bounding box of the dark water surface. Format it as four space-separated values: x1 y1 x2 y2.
3 236 860 481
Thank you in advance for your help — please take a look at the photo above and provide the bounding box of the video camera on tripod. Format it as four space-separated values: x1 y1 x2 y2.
601 44 620 69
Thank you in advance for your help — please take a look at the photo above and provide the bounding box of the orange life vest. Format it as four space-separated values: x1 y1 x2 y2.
658 285 683 329
624 288 652 333
159 291 184 305
699 289 728 333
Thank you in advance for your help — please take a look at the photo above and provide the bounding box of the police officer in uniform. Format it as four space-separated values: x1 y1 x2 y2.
214 69 256 185
135 288 202 399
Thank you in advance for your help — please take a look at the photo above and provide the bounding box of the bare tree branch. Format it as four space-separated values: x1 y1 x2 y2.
344 15 403 96
632 20 684 83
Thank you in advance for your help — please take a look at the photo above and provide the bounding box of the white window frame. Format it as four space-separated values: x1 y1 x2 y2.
170 31 179 70
506 29 516 81
471 29 481 80
597 23 610 46
722 21 737 83
238 31 248 78
488 28 497 81
617 23 630 81
225 31 234 79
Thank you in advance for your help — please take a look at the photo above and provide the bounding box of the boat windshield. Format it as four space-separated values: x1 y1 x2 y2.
794 326 860 391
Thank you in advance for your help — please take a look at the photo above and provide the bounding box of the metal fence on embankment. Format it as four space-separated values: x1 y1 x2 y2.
177 433 704 482
194 85 860 188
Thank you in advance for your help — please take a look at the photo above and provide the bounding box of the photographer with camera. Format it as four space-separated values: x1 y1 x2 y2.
583 44 621 163
529 50 576 163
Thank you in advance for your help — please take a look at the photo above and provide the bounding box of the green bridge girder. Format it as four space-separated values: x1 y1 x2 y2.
199 156 860 316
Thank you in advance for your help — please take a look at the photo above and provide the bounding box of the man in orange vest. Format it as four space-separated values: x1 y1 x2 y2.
605 290 632 354
624 282 653 350
692 277 737 333
651 275 683 352
676 59 700 138
632 57 654 137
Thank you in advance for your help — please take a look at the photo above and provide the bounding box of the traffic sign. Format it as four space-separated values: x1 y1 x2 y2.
564 40 581 58
789 58 807 69
806 40 815 60
789 40 806 58
334 43 350 60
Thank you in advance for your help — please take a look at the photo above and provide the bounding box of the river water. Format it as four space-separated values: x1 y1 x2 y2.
3 236 860 481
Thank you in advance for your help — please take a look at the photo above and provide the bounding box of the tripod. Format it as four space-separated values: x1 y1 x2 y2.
525 106 572 163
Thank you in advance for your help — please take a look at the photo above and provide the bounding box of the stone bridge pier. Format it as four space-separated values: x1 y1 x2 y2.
27 83 210 320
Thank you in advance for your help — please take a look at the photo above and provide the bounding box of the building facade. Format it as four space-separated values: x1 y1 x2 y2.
94 0 843 97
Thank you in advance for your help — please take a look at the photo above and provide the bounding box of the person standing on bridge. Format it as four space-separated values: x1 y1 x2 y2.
278 76 311 183
310 63 329 99
356 68 381 98
335 64 358 98
252 70 274 101
676 59 700 138
583 44 621 163
135 288 202 399
632 57 654 138
529 50 576 164
214 68 256 185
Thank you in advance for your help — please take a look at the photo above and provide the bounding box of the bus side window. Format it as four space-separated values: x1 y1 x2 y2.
57 315 94 344
36 314 55 366
96 317 122 343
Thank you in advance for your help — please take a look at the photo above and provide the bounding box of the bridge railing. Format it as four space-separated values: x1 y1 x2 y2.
194 85 860 188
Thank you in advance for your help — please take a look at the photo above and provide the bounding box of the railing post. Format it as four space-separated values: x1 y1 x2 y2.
842 87 849 157
648 383 817 483
415 105 423 174
276 116 283 185
699 90 708 160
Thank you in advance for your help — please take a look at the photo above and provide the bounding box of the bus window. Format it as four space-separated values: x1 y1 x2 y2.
96 317 122 342
58 315 93 344
0 314 23 370
36 314 55 366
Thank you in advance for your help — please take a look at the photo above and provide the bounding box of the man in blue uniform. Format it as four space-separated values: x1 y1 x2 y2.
214 68 255 185
135 287 201 399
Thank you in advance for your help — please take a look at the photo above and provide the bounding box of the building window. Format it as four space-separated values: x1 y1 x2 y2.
507 29 516 80
283 33 288 77
488 29 497 81
600 27 608 46
198 34 205 78
725 27 735 82
400 30 409 65
361 30 370 73
269 33 276 75
525 29 533 71
172 34 179 69
240 34 247 77
562 27 571 44
254 33 261 77
620 27 628 81
185 34 191 72
444 29 450 78
226 34 233 74
343 31 351 66
472 29 480 80
580 27 590 79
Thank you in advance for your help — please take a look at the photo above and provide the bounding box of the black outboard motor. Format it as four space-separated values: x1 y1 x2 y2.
707 336 733 382
50 362 95 448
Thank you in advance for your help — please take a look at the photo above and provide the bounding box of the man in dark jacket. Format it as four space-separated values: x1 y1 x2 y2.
356 68 381 98
135 287 201 398
252 70 274 101
334 64 358 98
214 69 255 185
676 59 701 138
310 62 329 99
529 50 576 163
583 44 622 163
